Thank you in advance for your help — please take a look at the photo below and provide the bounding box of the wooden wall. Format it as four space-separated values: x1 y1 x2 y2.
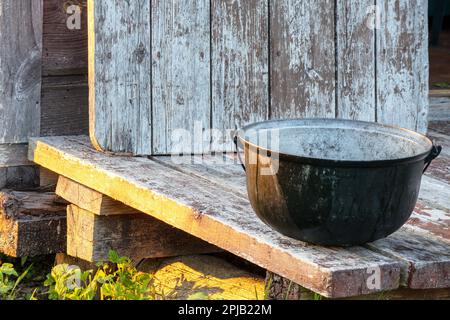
1 0 88 188
41 0 88 137
0 0 43 164
1 1 430 160
89 0 429 155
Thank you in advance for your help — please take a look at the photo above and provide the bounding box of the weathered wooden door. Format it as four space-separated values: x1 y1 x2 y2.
0 0 43 166
88 0 429 155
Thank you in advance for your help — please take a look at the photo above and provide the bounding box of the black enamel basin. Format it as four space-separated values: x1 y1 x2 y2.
235 119 441 246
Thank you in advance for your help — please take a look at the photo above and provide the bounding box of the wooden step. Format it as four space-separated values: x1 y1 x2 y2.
0 190 67 257
29 136 450 298
66 204 220 263
56 176 139 216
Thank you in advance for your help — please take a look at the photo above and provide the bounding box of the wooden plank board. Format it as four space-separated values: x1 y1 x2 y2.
266 271 450 300
42 0 88 75
156 153 450 292
0 144 33 168
39 167 59 188
56 176 140 216
29 136 403 298
152 0 211 155
407 201 450 242
270 0 336 119
211 0 269 151
419 176 450 213
41 0 89 138
367 229 450 289
336 0 375 121
86 1 429 155
428 129 450 157
0 190 66 257
0 166 39 190
0 0 43 144
376 0 429 134
40 75 89 137
154 155 247 196
429 90 450 98
424 155 450 184
429 121 450 136
67 205 219 262
88 0 152 155
429 97 450 121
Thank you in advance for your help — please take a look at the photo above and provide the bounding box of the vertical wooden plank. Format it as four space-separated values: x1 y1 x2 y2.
42 0 88 76
0 0 42 144
88 0 152 155
0 144 32 168
152 0 211 155
376 0 429 133
336 1 376 121
270 0 335 119
211 0 269 151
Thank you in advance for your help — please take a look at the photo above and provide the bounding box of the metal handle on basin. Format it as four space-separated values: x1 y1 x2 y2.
232 133 246 172
423 145 442 173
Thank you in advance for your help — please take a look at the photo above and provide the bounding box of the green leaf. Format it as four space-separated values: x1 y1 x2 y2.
0 264 18 277
187 292 209 300
108 250 120 264
20 256 28 267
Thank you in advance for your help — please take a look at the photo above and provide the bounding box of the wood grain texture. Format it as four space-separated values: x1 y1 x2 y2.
67 204 219 262
39 167 59 188
270 0 336 119
0 190 66 257
29 136 403 298
367 229 450 289
88 0 152 154
162 152 450 292
428 129 450 157
56 175 140 216
376 0 429 133
211 0 269 151
40 0 89 138
0 144 32 167
429 97 450 121
0 166 39 190
266 271 450 300
40 75 89 137
336 0 376 121
0 0 43 144
152 0 211 155
42 0 88 75
86 1 429 155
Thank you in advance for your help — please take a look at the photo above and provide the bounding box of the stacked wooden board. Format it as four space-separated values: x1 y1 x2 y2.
0 190 67 257
28 122 450 298
88 0 429 155
55 176 220 262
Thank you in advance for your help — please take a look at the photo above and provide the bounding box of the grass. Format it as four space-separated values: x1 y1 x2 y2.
0 254 54 300
0 251 212 300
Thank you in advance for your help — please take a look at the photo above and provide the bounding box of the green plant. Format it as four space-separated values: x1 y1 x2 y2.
0 262 32 300
313 292 324 300
44 250 164 300
187 292 209 300
97 251 158 300
44 264 98 300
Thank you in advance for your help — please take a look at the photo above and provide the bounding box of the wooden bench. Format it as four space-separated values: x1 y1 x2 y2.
27 130 450 300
